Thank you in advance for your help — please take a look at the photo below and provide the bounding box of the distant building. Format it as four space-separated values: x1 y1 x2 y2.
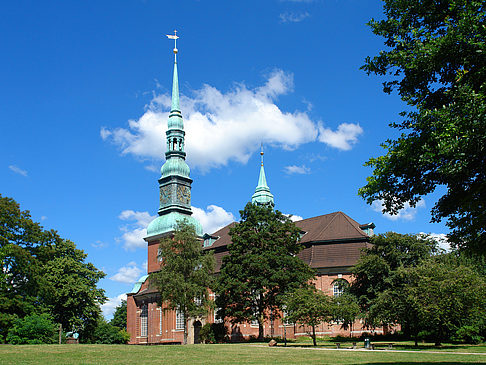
126 40 377 345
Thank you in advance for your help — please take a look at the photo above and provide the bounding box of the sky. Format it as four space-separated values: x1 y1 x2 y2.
1 0 450 319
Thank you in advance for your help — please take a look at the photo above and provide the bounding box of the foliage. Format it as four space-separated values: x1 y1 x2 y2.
284 286 333 346
351 232 437 317
6 313 57 344
371 258 486 346
0 195 106 342
215 203 314 341
199 322 227 344
91 319 130 344
359 0 486 254
151 220 214 345
110 300 127 330
331 293 360 331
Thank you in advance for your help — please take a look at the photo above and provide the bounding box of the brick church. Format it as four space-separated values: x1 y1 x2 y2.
126 37 377 345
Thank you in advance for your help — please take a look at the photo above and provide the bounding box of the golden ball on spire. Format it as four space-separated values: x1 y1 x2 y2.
173 48 178 54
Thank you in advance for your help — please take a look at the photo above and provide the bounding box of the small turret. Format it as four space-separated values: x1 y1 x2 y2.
251 147 274 207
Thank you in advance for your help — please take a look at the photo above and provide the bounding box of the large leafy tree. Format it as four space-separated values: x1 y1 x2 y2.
215 203 314 341
373 258 486 345
284 286 333 346
350 232 437 328
0 195 106 343
110 299 127 330
151 220 214 345
359 0 486 253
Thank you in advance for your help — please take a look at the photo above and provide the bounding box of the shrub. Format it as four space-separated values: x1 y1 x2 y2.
199 323 227 344
6 314 57 344
453 326 483 345
92 321 130 344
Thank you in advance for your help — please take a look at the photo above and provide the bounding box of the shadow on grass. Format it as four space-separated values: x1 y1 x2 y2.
354 363 468 365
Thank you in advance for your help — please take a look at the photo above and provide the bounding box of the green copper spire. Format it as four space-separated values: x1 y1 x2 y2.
146 31 203 238
251 148 274 206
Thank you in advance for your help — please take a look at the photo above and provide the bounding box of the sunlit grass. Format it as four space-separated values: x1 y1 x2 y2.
1 343 485 364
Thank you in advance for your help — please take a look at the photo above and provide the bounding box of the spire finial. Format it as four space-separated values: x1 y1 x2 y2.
166 30 179 62
260 143 264 166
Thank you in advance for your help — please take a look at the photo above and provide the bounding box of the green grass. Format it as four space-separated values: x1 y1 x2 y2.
1 343 486 364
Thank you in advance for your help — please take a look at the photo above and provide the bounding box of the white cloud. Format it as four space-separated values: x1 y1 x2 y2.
192 205 235 234
110 261 142 284
91 240 108 249
102 70 363 172
284 165 310 175
372 199 426 221
101 293 127 320
279 11 310 23
40 216 48 221
420 232 450 252
318 123 363 150
287 214 303 222
118 210 155 250
8 165 27 177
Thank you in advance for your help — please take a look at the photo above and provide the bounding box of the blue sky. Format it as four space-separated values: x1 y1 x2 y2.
1 0 449 318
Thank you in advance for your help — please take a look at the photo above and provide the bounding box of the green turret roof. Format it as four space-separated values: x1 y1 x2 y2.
251 150 274 206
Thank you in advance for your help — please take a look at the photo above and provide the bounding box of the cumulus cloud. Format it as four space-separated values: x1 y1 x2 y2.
8 165 28 177
318 123 363 150
279 11 310 23
101 293 127 320
117 205 234 247
91 240 108 249
372 199 426 221
110 261 143 284
118 210 155 250
287 214 303 222
192 205 235 234
284 165 310 175
419 232 450 251
102 70 362 172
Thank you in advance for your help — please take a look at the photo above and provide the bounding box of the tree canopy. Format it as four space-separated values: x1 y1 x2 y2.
359 0 486 254
350 232 437 324
0 195 106 343
284 286 333 346
150 220 214 345
215 203 314 341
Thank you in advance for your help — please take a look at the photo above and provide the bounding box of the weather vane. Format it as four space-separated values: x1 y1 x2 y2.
166 30 179 58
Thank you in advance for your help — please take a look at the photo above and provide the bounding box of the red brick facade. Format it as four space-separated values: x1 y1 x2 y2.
127 212 381 344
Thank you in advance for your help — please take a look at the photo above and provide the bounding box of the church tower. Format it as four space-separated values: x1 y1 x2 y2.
146 33 203 239
251 148 274 206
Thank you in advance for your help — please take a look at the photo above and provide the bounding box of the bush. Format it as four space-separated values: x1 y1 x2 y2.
453 326 483 345
6 314 57 344
199 323 227 344
92 321 130 344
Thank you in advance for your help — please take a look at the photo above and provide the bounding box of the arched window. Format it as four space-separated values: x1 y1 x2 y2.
140 304 148 337
333 283 344 296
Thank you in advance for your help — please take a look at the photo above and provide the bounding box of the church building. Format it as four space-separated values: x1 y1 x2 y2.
126 37 377 345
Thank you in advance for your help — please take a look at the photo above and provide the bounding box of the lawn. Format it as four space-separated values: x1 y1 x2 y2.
1 343 486 364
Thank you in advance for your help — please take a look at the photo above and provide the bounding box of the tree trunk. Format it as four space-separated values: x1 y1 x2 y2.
312 325 317 346
183 318 188 345
58 323 62 345
258 313 264 342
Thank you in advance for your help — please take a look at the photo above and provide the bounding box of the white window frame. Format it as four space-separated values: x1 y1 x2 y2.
140 304 148 337
175 309 185 330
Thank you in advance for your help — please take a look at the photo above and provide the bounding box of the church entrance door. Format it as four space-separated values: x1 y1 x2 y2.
193 320 202 344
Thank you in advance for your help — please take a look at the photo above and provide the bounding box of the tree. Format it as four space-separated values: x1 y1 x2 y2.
91 318 130 344
359 0 486 254
350 232 437 328
0 195 106 343
150 220 214 345
6 313 57 345
215 203 315 341
284 286 333 346
373 258 486 346
110 299 127 330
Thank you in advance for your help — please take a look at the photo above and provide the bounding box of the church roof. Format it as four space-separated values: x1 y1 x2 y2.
205 211 369 250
